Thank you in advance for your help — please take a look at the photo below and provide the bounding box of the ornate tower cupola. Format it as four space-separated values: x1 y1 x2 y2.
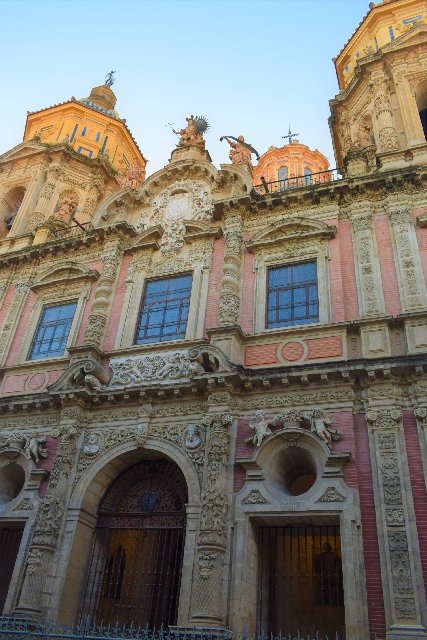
253 136 330 189
23 73 147 177
329 0 427 176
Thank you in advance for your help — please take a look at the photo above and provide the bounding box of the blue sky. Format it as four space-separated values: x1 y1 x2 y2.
0 0 369 175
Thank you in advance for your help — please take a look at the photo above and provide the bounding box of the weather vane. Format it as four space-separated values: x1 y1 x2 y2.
282 126 299 144
104 71 116 88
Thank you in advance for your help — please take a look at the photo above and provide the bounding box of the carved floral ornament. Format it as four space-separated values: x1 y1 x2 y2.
246 408 343 449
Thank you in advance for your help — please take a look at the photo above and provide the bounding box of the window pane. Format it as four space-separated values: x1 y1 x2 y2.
135 274 193 344
267 262 318 329
29 302 77 360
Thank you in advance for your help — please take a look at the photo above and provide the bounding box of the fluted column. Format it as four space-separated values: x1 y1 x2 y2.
218 213 243 326
15 408 82 618
190 402 233 627
370 71 399 153
366 406 427 637
83 243 122 348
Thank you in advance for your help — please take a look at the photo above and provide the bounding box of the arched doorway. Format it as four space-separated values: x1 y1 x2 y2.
80 460 188 628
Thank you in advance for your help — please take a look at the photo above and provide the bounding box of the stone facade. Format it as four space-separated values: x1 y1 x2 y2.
0 2 427 639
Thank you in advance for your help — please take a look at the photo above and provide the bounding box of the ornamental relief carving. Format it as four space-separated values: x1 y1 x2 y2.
199 412 233 547
77 421 206 485
367 407 419 621
108 350 205 388
136 180 214 255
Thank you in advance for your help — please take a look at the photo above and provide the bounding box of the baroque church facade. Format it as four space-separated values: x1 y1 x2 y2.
0 1 427 638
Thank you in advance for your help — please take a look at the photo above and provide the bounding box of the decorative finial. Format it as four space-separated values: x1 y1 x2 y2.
282 125 299 144
104 71 116 88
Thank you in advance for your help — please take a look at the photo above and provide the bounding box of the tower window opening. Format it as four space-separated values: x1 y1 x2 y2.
96 132 101 142
101 136 109 154
81 127 87 137
70 124 78 144
415 79 427 141
389 26 395 41
374 36 379 51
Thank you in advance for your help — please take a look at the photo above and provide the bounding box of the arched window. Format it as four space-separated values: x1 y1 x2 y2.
304 167 313 186
0 186 26 238
278 166 288 183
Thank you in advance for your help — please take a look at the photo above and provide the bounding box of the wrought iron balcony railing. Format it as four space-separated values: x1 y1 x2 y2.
49 220 91 240
253 168 343 196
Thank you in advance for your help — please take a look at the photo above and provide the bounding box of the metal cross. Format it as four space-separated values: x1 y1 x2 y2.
282 126 299 144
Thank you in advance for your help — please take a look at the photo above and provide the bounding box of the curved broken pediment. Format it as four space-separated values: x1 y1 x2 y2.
32 262 99 290
246 217 337 251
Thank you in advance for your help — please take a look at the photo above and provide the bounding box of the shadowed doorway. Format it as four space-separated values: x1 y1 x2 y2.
80 460 187 628
258 525 345 639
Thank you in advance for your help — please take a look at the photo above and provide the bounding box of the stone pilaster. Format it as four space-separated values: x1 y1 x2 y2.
83 243 122 348
370 71 399 153
0 280 32 366
218 213 243 327
393 68 426 148
14 408 82 618
349 206 385 316
366 406 427 639
190 400 233 627
387 206 427 312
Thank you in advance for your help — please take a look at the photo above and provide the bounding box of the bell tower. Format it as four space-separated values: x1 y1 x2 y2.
329 0 427 176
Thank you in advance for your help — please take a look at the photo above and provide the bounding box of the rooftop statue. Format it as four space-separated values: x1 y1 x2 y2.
104 70 115 88
120 160 145 190
220 135 260 169
173 115 206 150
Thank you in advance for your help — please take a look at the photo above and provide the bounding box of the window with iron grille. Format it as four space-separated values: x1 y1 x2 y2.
135 274 192 344
28 302 77 360
267 261 319 328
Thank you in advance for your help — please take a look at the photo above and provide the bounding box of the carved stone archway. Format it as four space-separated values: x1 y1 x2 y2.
54 439 201 626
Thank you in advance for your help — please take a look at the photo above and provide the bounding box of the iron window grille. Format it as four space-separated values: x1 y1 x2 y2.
267 261 319 329
28 302 77 360
135 274 192 345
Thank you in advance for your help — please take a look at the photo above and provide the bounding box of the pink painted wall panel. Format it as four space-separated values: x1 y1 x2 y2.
204 237 225 332
327 219 345 322
241 250 255 334
375 215 401 316
403 410 427 591
103 254 131 351
353 413 386 639
5 291 36 366
338 220 359 320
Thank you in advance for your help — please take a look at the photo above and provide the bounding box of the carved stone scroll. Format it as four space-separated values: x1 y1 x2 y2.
84 245 121 347
219 214 243 326
366 407 426 632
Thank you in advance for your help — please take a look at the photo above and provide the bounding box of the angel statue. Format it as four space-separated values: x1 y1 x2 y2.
220 135 260 169
301 408 343 448
25 434 48 464
246 410 272 448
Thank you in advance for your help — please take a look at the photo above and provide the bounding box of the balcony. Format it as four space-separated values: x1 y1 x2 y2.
253 168 343 196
